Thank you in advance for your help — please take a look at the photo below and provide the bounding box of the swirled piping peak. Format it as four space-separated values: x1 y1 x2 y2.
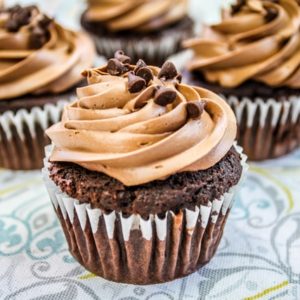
84 0 189 33
183 0 300 88
0 5 95 100
46 51 238 186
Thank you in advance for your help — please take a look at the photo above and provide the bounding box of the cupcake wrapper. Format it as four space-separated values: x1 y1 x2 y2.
91 28 192 66
0 100 69 170
42 144 247 284
227 95 300 161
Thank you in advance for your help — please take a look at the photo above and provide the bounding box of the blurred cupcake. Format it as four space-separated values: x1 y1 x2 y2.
42 52 247 284
0 5 95 170
81 0 194 65
183 0 300 160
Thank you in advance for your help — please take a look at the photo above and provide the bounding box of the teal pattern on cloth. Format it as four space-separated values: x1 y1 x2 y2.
1 151 300 299
1 0 300 298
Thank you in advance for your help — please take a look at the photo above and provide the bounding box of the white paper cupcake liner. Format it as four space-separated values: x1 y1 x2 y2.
0 100 69 170
226 95 300 160
42 144 247 284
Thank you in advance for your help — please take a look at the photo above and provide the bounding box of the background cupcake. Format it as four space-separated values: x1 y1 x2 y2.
43 53 247 284
81 0 194 65
0 4 95 170
183 0 300 161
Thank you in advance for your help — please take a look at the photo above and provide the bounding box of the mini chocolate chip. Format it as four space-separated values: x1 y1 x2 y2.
29 37 46 49
128 72 146 93
265 7 278 22
38 14 53 28
4 5 38 33
107 58 127 76
231 0 246 15
134 59 147 72
136 59 147 69
158 61 178 80
154 86 177 106
29 28 48 49
5 19 19 32
114 50 131 64
15 9 31 26
25 5 38 11
186 101 205 119
114 50 124 56
136 67 153 85
8 5 22 13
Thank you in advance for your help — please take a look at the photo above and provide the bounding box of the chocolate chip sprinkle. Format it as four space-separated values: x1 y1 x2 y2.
264 7 278 22
4 5 38 32
154 86 177 106
134 59 147 73
114 50 131 64
136 67 153 85
158 61 178 80
2 5 52 49
128 72 146 93
231 0 246 15
38 14 53 28
6 4 22 13
107 58 128 76
29 25 48 49
5 19 19 32
186 101 206 119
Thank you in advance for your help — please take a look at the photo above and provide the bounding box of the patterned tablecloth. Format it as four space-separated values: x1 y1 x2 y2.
1 0 300 299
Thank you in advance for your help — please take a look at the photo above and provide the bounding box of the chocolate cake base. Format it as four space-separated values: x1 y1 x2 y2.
44 144 245 284
81 14 194 66
49 147 242 217
183 71 300 160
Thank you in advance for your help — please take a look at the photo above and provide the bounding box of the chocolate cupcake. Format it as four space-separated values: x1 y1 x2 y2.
42 53 247 284
81 0 194 65
183 0 300 160
0 5 95 170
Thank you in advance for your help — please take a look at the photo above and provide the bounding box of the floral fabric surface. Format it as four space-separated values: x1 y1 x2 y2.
1 150 300 300
1 0 300 299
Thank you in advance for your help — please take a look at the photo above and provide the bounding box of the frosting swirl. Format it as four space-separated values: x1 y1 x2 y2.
85 0 188 32
0 5 95 100
183 0 300 88
46 56 237 186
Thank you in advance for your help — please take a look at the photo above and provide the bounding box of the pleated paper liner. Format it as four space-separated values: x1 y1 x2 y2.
226 95 300 161
42 144 248 285
0 100 68 170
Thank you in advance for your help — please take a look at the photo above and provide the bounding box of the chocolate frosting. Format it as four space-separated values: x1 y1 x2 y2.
85 0 188 32
0 5 95 100
46 57 237 186
183 0 300 88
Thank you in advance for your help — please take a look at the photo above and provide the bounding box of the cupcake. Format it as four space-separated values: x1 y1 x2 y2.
42 52 247 284
81 0 194 65
0 4 95 170
183 0 300 160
